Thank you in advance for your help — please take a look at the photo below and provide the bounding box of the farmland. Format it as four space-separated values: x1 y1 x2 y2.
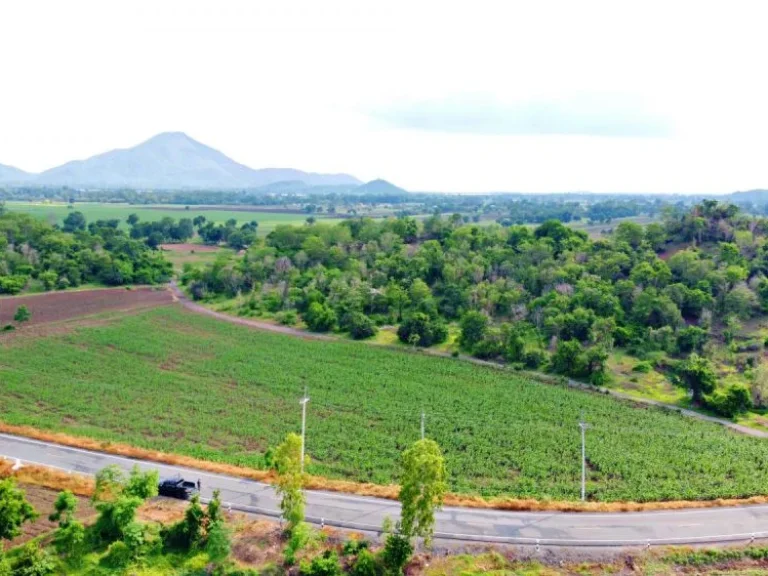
0 286 173 327
2 306 768 503
2 201 321 236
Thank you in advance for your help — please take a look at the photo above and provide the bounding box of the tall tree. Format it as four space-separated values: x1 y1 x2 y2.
273 433 306 531
398 439 447 545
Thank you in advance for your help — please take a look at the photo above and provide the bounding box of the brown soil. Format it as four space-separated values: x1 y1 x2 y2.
0 286 174 327
160 243 220 252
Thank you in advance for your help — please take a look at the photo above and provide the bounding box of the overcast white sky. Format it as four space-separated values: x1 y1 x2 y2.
1 1 767 193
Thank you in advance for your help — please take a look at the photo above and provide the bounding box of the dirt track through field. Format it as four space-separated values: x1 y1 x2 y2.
169 281 332 340
0 287 174 327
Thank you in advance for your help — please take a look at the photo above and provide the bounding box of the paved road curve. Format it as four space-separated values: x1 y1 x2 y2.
3 433 768 547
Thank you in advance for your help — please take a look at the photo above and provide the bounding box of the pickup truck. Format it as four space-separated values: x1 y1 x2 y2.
158 475 199 500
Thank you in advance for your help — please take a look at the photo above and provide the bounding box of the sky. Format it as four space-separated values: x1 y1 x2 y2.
1 0 767 194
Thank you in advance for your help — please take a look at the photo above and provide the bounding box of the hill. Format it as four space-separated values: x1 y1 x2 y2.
1 132 361 190
729 189 768 204
354 178 407 195
0 163 31 184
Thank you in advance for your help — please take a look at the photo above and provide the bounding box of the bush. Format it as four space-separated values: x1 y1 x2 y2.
706 384 753 418
397 313 448 348
349 549 379 576
276 310 298 326
342 539 370 556
300 550 342 576
632 361 652 373
379 532 412 576
304 302 337 332
523 348 547 369
344 312 378 340
101 541 132 569
8 542 54 576
284 522 313 566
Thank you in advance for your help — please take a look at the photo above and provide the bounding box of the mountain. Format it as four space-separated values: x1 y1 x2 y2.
2 132 361 189
354 179 407 195
729 189 768 204
0 163 31 184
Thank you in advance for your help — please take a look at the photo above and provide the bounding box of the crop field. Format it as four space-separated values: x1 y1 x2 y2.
2 306 768 502
0 286 173 327
160 244 234 271
2 201 320 236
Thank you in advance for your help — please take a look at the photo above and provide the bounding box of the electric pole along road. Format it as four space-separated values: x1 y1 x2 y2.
3 432 768 548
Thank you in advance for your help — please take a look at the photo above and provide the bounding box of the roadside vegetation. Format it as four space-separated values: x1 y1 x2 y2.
3 306 768 503
4 459 768 576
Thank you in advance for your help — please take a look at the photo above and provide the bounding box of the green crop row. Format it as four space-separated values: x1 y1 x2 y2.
1 306 768 502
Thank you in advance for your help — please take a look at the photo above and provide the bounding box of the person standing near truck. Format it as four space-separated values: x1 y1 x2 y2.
197 478 201 492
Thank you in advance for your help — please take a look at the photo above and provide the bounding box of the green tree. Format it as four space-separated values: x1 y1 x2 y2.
13 305 31 325
459 311 488 350
678 353 717 403
0 478 37 544
49 490 77 526
304 302 337 332
551 340 586 377
62 211 86 232
273 433 306 531
91 465 157 544
398 439 447 545
205 519 231 565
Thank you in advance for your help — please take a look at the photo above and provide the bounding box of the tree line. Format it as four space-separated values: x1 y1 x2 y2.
182 200 768 418
0 209 171 294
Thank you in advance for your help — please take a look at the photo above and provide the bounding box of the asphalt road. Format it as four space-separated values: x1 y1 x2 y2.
4 433 768 547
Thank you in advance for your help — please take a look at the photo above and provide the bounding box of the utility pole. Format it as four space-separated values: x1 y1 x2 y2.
300 387 310 473
421 410 425 440
579 416 590 502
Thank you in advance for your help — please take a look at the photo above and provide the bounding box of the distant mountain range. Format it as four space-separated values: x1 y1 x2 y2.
0 132 364 190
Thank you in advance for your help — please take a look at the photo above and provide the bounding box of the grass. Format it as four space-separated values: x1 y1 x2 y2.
3 307 768 503
3 201 320 236
161 246 234 272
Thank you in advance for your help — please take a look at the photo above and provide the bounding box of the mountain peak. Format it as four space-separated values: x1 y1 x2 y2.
6 132 362 190
355 179 407 195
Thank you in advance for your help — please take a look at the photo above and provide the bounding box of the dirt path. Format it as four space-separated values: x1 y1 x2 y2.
169 281 333 340
168 283 768 438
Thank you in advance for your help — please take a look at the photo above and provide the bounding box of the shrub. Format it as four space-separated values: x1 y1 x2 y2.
276 310 298 326
397 313 448 348
632 361 652 373
706 384 753 418
379 532 412 576
342 539 369 556
8 543 54 576
344 312 378 340
304 302 337 332
349 549 379 576
523 348 547 369
101 541 132 569
300 550 342 576
284 522 313 566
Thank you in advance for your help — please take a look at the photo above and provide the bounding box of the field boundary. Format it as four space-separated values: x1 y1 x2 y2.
4 424 768 513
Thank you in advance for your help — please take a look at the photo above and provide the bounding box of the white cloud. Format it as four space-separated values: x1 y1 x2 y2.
1 0 767 193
